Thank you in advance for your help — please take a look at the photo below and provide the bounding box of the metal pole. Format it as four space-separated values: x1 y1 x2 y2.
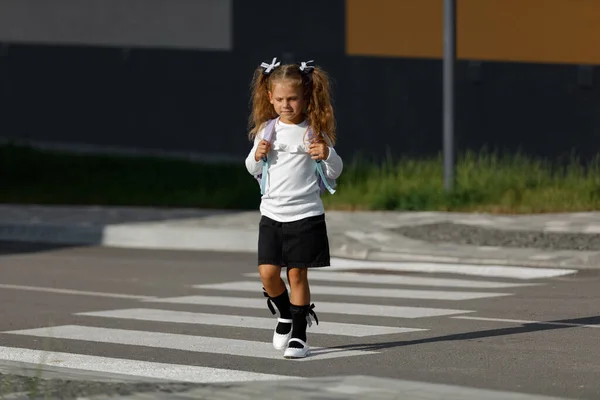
443 0 456 191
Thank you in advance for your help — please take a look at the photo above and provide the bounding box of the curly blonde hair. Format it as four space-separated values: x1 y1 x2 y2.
247 60 336 145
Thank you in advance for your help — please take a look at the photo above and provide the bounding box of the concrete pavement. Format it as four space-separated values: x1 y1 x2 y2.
86 375 575 400
1 204 600 269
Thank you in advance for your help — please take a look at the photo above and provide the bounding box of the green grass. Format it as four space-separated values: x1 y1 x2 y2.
3 143 600 213
1 143 261 210
323 151 600 213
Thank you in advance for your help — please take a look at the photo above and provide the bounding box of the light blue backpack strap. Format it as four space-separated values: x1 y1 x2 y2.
259 118 278 195
316 160 336 194
260 160 269 195
307 127 336 195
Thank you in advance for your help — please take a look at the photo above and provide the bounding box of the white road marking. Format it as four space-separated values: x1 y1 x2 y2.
76 308 425 337
4 326 375 361
243 272 540 289
528 255 557 261
193 281 512 301
453 316 600 328
331 376 571 399
0 346 292 383
144 295 473 318
0 284 156 300
583 225 600 234
327 258 577 280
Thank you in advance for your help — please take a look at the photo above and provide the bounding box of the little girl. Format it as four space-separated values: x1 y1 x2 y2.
244 57 343 359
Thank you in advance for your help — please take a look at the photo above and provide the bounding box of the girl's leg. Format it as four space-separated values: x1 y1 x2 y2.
286 267 310 305
259 264 293 349
284 267 316 358
259 264 286 296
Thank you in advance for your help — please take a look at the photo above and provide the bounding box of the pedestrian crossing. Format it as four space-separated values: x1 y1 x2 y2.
75 308 422 336
144 294 473 318
193 280 513 300
244 271 541 288
0 262 572 384
0 346 289 383
326 258 577 280
8 325 376 360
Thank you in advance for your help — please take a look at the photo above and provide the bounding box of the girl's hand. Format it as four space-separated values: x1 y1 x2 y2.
309 140 329 161
254 140 271 161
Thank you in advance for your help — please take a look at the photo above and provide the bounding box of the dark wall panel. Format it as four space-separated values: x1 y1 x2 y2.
335 57 444 160
233 0 346 55
334 57 600 162
456 62 600 161
4 45 126 145
2 44 252 159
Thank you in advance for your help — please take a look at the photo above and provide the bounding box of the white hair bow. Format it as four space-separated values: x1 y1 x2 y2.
260 57 281 74
299 60 315 73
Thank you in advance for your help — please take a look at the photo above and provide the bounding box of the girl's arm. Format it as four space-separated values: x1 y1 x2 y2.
321 146 343 180
245 133 263 175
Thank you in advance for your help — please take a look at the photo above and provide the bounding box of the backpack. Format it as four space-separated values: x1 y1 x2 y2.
255 118 337 196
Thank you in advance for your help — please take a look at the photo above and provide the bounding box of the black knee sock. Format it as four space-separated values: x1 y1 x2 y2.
270 289 292 334
289 304 309 348
289 303 319 348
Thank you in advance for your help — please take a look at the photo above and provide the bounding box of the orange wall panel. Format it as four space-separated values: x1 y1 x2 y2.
459 0 600 65
346 0 442 59
347 0 600 65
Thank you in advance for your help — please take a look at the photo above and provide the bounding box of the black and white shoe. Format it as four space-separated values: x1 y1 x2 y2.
263 288 293 350
283 304 319 359
283 338 311 359
273 317 292 350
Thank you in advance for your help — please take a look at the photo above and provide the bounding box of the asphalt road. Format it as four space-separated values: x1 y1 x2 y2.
0 241 598 399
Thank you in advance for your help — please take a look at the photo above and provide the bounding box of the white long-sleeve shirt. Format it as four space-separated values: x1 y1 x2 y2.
245 118 343 222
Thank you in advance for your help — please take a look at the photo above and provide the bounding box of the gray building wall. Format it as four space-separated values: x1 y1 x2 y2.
0 0 232 50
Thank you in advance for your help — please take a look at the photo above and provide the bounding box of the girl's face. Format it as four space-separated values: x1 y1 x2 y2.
268 80 306 124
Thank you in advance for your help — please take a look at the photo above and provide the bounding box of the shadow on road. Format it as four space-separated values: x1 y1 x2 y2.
0 241 84 256
0 206 250 255
324 315 600 353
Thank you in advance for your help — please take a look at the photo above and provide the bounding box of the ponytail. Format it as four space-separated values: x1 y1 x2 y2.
305 66 336 146
248 67 278 139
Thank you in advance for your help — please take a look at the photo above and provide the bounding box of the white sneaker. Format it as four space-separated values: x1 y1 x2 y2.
283 338 311 359
272 318 292 350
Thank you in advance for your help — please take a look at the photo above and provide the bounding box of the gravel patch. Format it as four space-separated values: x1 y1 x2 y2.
392 222 600 251
0 373 207 399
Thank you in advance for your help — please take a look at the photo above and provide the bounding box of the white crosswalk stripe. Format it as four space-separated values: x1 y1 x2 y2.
327 258 577 280
244 271 541 288
0 264 558 384
75 308 426 337
0 346 293 383
144 295 475 318
5 325 376 361
193 281 513 300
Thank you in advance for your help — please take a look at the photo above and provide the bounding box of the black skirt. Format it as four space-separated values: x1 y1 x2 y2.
258 214 331 268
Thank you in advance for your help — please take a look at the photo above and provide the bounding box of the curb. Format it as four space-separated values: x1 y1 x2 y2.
0 223 259 253
361 250 594 269
1 222 597 271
